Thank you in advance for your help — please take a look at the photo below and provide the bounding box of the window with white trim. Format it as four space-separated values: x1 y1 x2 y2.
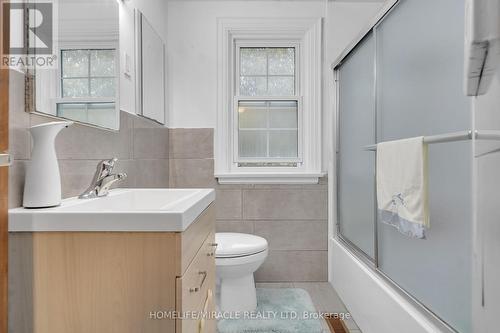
57 48 117 129
236 45 300 167
216 18 323 184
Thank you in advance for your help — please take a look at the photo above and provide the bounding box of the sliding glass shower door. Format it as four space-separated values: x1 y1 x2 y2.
376 0 472 331
337 34 376 259
336 0 472 331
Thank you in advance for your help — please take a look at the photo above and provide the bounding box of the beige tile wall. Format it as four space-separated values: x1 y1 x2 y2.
8 70 170 208
169 128 328 282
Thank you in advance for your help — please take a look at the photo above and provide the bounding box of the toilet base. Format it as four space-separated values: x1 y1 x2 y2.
219 274 257 313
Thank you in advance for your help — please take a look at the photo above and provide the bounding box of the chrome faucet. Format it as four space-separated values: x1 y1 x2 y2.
79 158 127 199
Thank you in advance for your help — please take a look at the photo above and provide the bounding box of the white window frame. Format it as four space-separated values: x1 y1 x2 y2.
216 18 324 184
234 41 302 165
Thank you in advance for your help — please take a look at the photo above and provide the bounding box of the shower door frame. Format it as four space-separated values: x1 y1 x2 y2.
332 0 462 332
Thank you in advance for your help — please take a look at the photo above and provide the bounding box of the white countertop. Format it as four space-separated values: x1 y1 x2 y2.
9 188 215 232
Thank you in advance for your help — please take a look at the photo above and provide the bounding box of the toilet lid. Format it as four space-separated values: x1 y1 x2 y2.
215 233 268 258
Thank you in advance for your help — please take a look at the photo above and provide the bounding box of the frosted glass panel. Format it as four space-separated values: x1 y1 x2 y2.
240 77 267 96
87 103 117 129
376 0 471 331
57 104 87 122
90 50 115 76
240 48 267 75
238 101 298 160
269 130 298 157
239 130 267 158
338 34 376 258
61 50 116 98
268 77 294 96
57 102 116 129
269 101 297 128
62 78 89 97
239 101 267 128
62 50 88 77
268 48 294 75
239 47 295 96
90 78 115 97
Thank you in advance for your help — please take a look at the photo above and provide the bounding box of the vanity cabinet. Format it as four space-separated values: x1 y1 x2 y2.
9 204 216 333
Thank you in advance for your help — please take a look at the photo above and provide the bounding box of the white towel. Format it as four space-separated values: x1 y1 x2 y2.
376 137 429 239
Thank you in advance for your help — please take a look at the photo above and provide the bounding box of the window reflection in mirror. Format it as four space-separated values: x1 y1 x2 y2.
29 0 119 130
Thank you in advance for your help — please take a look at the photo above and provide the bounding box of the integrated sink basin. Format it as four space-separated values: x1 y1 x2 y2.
9 188 215 232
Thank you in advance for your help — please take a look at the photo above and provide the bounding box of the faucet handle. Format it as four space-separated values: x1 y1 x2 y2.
102 157 118 170
79 158 122 199
97 158 118 178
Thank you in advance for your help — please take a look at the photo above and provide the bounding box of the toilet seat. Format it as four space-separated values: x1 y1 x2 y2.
215 233 268 258
216 248 268 266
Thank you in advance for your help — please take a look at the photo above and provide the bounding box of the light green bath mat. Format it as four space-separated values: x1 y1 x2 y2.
217 288 325 333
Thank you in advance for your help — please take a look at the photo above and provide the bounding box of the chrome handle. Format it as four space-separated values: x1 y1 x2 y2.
97 158 117 179
0 153 11 167
189 271 207 293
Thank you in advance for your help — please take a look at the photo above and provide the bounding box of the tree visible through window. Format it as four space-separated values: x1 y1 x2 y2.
57 49 117 128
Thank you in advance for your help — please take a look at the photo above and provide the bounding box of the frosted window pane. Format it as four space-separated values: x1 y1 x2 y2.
269 101 297 128
269 130 297 158
239 101 267 128
57 104 87 122
238 47 296 96
240 76 267 96
240 48 267 75
268 76 294 96
62 78 89 97
268 48 294 75
90 78 115 97
239 130 267 158
62 50 89 78
90 50 115 77
57 103 116 129
87 103 116 129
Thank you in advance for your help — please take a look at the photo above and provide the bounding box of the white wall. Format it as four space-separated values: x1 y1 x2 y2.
119 0 168 123
166 0 382 172
166 0 327 129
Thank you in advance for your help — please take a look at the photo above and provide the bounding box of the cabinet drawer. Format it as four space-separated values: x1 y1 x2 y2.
177 205 215 276
176 232 216 333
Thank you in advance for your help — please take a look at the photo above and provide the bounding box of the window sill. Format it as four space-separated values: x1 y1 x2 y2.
215 172 326 185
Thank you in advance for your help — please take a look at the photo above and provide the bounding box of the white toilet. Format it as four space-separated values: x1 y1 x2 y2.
215 233 268 313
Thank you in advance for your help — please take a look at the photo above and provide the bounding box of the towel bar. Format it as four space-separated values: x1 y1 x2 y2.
363 130 500 151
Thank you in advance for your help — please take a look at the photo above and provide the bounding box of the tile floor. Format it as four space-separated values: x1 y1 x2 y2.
256 282 361 333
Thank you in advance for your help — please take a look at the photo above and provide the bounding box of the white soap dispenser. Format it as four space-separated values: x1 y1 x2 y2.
23 121 73 208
